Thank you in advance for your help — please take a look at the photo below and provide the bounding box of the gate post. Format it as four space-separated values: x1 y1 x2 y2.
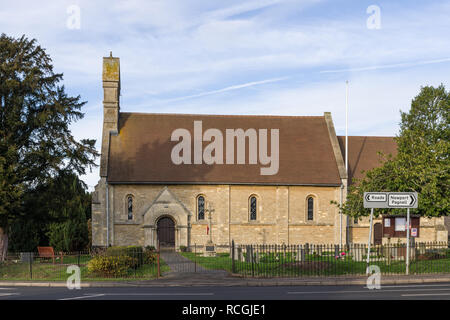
231 240 235 274
157 240 160 278
251 244 254 277
29 254 32 280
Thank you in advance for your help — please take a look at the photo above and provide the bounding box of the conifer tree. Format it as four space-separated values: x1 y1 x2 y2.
0 34 98 260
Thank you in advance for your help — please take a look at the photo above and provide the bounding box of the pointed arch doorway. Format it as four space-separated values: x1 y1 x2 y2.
157 216 175 249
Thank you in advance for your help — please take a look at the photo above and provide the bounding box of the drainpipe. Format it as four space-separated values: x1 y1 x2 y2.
106 181 109 247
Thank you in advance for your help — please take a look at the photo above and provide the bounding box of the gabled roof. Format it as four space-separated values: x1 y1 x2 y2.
337 136 398 184
107 112 343 185
141 186 192 218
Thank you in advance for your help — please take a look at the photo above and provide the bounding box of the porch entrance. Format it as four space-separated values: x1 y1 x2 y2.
157 217 175 249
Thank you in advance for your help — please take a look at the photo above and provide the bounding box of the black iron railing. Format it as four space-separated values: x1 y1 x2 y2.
229 241 450 277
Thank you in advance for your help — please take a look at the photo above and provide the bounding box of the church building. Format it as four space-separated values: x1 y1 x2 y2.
92 55 448 251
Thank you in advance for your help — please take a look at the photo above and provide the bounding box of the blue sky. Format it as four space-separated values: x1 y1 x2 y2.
1 0 449 190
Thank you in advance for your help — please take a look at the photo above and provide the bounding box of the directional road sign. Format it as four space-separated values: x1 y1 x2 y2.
363 192 418 209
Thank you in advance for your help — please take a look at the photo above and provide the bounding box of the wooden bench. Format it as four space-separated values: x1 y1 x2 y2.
37 246 63 264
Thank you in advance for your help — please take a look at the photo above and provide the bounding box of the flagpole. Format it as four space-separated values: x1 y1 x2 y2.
345 80 349 174
342 80 349 248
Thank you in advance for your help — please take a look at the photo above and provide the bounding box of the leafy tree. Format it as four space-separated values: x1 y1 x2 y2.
341 84 449 219
0 34 98 260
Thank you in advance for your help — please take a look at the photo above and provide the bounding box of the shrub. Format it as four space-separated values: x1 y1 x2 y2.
46 219 89 252
64 218 90 252
259 253 278 263
46 223 66 252
144 251 158 265
417 250 446 261
106 246 144 267
179 245 187 252
87 255 136 277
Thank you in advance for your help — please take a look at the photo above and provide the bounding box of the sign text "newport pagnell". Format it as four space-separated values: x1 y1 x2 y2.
170 121 279 175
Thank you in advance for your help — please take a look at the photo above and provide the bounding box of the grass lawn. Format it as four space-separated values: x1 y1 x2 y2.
0 256 170 281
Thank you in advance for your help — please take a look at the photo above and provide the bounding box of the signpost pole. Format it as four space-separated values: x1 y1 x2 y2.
366 208 374 275
363 191 418 276
406 207 410 275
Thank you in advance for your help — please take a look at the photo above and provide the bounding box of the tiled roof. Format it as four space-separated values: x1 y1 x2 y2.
107 113 343 185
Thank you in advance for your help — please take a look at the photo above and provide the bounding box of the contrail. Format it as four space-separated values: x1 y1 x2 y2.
320 57 450 74
150 57 449 106
164 76 289 103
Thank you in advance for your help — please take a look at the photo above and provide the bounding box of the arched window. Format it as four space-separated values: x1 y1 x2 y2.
250 196 257 221
307 196 314 221
197 196 205 220
127 196 133 220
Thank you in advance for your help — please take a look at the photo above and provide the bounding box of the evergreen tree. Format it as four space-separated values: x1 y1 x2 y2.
0 34 98 260
14 170 92 252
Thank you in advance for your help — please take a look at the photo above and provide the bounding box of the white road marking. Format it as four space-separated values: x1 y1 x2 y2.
0 293 19 297
402 293 450 297
0 288 17 290
59 294 106 300
288 288 450 295
104 293 214 296
59 292 213 300
368 284 450 289
288 289 369 294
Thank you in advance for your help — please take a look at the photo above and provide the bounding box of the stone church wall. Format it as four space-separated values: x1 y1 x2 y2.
92 183 347 250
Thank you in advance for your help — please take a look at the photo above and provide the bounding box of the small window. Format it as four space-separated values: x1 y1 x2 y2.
354 217 358 224
395 217 406 232
127 196 133 220
197 196 205 220
307 197 314 221
250 196 257 220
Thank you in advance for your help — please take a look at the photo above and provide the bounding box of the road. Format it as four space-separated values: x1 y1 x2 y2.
1 283 450 300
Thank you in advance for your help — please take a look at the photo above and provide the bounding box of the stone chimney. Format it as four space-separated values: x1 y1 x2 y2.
100 53 120 177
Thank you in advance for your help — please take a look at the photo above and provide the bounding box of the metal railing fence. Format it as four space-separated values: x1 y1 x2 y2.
0 248 163 281
1 241 448 280
230 241 450 277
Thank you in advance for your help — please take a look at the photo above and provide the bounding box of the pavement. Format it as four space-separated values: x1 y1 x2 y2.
1 272 450 288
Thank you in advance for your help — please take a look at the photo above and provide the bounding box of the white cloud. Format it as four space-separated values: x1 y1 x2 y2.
1 0 449 190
